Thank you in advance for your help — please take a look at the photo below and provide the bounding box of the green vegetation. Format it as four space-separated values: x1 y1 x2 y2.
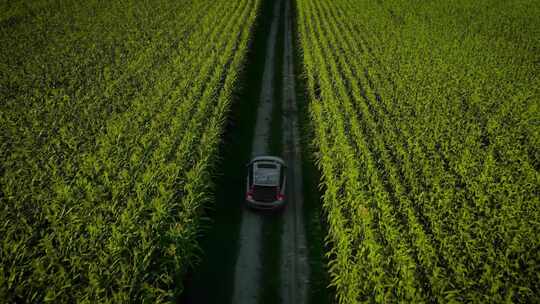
291 1 333 302
0 0 260 302
296 0 540 302
182 0 275 301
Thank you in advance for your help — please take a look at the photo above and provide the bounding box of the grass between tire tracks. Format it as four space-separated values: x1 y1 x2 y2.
259 0 285 302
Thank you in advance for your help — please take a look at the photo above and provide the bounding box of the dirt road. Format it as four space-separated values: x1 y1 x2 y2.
280 0 309 302
184 1 321 303
230 0 310 302
231 0 282 302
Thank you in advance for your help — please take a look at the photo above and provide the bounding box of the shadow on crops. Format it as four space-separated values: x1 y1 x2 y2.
180 0 274 302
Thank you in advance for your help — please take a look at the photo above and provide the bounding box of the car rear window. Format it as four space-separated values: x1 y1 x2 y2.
252 185 278 202
257 163 277 169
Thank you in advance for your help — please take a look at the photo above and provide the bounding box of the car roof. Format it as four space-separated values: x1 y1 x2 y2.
252 161 281 186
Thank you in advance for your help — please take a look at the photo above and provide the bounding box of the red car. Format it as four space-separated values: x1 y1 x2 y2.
245 156 286 210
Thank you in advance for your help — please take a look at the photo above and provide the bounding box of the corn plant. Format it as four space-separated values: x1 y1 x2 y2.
296 0 540 302
0 0 260 302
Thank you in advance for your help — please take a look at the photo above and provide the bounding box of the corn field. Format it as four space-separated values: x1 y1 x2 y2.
295 0 539 302
0 0 260 302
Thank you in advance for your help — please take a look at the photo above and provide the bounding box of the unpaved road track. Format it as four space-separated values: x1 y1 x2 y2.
231 0 282 303
280 0 309 302
232 1 309 303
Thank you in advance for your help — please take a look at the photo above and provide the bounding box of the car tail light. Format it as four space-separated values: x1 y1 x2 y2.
277 187 284 201
246 187 253 200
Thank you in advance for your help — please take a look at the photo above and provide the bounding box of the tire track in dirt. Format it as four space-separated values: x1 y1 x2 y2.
280 0 310 303
231 1 282 303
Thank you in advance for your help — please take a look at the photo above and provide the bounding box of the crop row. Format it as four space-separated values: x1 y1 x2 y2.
296 0 539 302
0 0 260 302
